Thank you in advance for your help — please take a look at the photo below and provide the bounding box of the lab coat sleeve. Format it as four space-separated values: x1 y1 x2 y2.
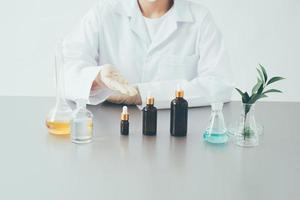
63 4 113 105
137 13 234 109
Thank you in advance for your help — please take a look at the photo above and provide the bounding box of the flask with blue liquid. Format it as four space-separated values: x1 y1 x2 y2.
203 102 229 144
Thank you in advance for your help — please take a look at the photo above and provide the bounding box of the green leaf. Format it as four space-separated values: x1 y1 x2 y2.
248 93 267 104
261 94 268 98
235 88 248 103
236 64 284 106
263 89 282 94
259 64 268 82
267 76 285 85
244 92 250 103
235 88 244 97
252 81 262 95
257 83 264 95
257 68 264 82
248 94 259 104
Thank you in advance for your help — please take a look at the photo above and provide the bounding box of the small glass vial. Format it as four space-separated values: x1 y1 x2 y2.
170 85 188 137
120 106 129 135
203 102 229 144
142 95 157 136
71 99 93 144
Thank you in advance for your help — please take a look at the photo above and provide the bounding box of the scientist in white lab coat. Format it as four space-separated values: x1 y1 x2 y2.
63 0 233 109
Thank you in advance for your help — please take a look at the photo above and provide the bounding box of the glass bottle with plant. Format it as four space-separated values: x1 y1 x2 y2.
235 64 284 147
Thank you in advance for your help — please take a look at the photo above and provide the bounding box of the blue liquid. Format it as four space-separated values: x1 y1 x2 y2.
203 131 229 144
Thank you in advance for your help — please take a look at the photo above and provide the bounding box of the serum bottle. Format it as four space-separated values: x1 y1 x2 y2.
170 86 188 137
120 106 129 135
142 95 157 136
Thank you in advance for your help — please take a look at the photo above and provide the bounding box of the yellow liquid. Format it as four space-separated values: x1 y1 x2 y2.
46 120 71 135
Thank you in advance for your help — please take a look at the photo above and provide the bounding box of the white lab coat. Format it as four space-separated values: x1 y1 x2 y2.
63 0 233 109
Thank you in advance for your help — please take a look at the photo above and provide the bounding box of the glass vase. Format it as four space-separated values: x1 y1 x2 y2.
235 103 259 147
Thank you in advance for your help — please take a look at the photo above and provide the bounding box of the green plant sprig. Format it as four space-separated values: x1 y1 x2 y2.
236 64 285 115
236 64 285 140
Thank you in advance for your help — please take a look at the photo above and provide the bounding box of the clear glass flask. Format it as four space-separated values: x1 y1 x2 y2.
235 103 259 147
46 40 73 135
71 99 94 144
203 102 229 144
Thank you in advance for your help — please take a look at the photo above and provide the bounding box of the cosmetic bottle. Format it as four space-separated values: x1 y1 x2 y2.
170 86 188 137
142 95 157 136
120 106 129 135
71 99 93 144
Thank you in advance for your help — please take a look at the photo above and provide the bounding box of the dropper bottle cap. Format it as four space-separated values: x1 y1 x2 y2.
175 84 184 98
146 92 155 105
121 106 129 121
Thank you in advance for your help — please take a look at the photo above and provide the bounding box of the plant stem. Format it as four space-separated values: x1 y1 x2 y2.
243 112 247 140
243 105 251 140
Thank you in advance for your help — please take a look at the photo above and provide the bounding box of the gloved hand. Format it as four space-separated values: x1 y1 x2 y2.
92 64 137 96
107 88 142 105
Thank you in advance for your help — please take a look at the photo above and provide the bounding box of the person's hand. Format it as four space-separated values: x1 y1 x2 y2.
107 89 142 105
91 64 137 96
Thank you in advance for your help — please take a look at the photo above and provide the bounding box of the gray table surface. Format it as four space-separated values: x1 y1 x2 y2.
0 97 299 200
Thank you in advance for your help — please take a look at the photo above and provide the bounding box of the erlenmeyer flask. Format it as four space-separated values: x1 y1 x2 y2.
46 40 73 135
235 103 259 147
203 102 229 144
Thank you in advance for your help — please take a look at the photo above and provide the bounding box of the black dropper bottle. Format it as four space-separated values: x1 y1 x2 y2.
120 106 129 135
170 86 188 137
142 95 157 136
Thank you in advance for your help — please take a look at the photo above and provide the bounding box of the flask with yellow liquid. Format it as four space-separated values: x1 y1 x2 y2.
46 40 72 135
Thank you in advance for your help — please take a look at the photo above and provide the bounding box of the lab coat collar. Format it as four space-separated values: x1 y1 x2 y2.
149 0 194 53
113 0 194 52
173 0 194 22
114 0 194 23
129 0 152 47
148 8 177 53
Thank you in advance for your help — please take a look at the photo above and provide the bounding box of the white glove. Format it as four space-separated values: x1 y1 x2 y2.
107 88 142 105
92 64 137 96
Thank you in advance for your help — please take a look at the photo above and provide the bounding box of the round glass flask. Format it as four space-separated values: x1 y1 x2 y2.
46 40 72 135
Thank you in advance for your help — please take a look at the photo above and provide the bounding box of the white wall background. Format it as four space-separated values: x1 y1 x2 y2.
0 0 299 101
